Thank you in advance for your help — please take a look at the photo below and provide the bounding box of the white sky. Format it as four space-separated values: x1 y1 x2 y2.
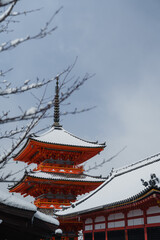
1 0 160 188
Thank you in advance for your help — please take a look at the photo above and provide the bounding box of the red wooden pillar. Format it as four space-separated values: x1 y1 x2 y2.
105 215 108 240
144 228 148 240
124 211 128 240
144 208 148 240
125 230 128 240
92 232 94 240
105 233 108 240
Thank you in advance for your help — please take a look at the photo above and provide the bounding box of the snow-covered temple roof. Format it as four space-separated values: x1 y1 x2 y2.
28 171 106 183
30 126 105 148
0 189 36 211
0 189 59 226
57 153 160 217
0 189 60 239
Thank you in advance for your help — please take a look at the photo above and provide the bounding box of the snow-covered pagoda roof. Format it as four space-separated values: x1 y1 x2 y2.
30 126 106 148
57 153 160 217
27 171 107 183
10 171 106 193
14 126 106 164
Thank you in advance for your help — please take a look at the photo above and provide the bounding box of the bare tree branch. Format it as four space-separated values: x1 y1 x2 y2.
84 146 127 173
0 1 16 22
0 0 17 8
0 86 48 164
0 1 94 184
0 70 67 96
0 6 62 52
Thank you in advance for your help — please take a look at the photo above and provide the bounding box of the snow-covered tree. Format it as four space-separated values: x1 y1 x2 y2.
0 0 92 180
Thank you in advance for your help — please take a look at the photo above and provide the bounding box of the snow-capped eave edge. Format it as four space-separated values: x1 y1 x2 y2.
13 138 31 159
27 172 106 183
32 126 106 147
9 174 27 191
115 152 160 176
62 128 106 146
29 137 106 149
13 128 106 160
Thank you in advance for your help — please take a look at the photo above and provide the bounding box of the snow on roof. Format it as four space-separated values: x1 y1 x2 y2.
34 211 59 225
55 228 63 235
57 153 160 216
28 171 106 183
30 126 105 148
0 190 59 226
0 190 36 211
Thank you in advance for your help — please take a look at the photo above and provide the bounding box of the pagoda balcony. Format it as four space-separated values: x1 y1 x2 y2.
34 198 73 209
34 164 84 174
36 192 76 201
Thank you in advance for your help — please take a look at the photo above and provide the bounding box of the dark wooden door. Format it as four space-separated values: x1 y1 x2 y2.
128 228 144 240
84 233 92 240
94 231 105 240
147 227 160 240
107 230 125 240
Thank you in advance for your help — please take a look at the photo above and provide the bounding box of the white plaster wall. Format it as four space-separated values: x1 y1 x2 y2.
108 220 125 228
85 225 93 231
147 215 160 224
108 212 124 220
128 217 144 226
127 209 143 217
94 223 105 230
95 216 105 222
85 218 93 224
147 206 160 215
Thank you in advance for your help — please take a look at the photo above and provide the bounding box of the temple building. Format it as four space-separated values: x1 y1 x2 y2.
10 77 106 239
57 153 160 240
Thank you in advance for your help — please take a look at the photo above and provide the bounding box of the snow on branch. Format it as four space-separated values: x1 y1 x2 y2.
0 93 48 164
10 8 42 17
0 72 93 125
0 7 62 52
0 1 15 22
0 0 95 182
0 70 67 96
0 7 42 34
0 100 52 124
0 78 53 96
0 126 26 139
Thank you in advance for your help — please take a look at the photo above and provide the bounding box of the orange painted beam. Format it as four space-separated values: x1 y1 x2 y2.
14 139 104 165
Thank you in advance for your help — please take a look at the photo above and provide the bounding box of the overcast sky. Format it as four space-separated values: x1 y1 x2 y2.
1 0 160 183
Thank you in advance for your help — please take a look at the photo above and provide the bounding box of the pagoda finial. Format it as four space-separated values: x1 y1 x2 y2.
53 76 61 128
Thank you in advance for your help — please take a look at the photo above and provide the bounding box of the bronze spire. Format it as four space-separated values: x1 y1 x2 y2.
53 76 61 127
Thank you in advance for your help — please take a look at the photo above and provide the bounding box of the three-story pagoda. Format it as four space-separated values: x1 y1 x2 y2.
10 77 106 239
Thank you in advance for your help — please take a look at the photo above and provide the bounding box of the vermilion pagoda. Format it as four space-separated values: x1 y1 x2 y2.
10 77 106 239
